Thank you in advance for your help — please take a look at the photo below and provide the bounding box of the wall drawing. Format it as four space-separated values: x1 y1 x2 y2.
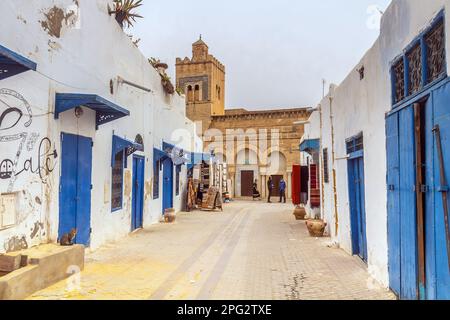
0 88 58 192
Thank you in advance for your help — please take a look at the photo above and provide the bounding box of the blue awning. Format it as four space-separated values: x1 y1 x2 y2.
112 135 143 167
300 139 320 154
0 44 37 80
163 142 189 165
153 148 168 163
55 93 130 129
190 152 211 165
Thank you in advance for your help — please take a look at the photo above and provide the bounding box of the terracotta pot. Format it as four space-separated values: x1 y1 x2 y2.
164 208 176 223
305 219 327 237
293 206 306 220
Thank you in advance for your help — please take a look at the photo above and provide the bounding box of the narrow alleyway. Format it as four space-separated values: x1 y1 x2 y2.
28 201 395 300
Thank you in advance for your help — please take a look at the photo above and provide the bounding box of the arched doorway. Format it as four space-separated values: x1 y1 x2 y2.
267 151 287 197
236 148 258 197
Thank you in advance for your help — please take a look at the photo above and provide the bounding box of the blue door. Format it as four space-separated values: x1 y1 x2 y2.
348 155 368 262
59 133 92 246
162 157 173 214
424 82 450 300
386 107 419 300
131 156 145 231
386 112 401 297
386 80 450 300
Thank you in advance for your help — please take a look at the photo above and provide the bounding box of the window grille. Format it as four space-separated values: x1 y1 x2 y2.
393 59 405 103
111 151 124 211
407 44 422 95
426 20 446 84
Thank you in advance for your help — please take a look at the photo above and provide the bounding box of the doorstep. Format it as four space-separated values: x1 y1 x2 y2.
0 244 84 300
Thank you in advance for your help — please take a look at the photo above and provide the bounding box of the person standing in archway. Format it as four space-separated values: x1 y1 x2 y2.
267 176 274 203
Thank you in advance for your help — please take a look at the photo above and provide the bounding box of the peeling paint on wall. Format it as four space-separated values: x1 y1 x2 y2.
39 5 79 39
4 235 28 253
145 180 152 200
30 221 44 239
40 6 66 38
124 169 132 197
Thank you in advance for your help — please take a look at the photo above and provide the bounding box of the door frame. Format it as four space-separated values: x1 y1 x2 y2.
58 132 93 246
131 155 145 231
347 151 368 263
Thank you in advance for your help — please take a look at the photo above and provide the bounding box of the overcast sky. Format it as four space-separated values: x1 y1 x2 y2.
132 0 392 110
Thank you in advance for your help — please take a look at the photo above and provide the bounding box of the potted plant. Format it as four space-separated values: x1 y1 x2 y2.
293 205 306 220
164 208 176 223
108 0 143 29
160 73 175 95
148 58 175 95
305 214 327 237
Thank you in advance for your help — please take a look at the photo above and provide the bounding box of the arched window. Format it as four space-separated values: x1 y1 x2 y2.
135 134 144 151
194 84 200 101
187 85 194 102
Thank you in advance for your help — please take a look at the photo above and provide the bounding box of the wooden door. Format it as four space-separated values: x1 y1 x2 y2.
271 175 283 197
241 171 254 197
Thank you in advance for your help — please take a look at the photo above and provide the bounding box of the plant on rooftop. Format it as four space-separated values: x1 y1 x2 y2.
161 73 175 95
148 58 175 95
108 0 143 29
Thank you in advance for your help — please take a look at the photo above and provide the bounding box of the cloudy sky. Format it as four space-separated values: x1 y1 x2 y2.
132 0 392 110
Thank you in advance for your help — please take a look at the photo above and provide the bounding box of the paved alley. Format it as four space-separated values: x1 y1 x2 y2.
28 201 396 300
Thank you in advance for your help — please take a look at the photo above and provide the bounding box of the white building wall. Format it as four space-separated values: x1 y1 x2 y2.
0 0 199 253
303 0 450 287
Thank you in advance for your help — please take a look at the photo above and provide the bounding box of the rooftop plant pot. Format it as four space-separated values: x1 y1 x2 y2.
154 62 169 71
305 219 327 237
293 205 306 220
162 79 175 94
164 208 176 223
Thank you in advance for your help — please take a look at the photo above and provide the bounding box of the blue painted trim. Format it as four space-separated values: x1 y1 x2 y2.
153 147 167 162
421 38 428 86
54 93 130 128
111 135 142 167
390 9 446 109
404 54 410 98
387 76 450 117
300 139 320 153
0 44 37 80
190 152 212 165
348 149 364 160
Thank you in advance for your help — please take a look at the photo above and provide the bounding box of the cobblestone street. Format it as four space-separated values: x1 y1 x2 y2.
28 201 396 300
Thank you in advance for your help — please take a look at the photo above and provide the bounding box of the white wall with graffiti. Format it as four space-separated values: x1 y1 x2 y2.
0 0 199 253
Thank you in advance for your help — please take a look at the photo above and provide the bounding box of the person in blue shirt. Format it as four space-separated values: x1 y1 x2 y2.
279 177 287 203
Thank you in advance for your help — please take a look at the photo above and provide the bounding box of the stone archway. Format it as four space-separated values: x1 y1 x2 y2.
235 148 259 197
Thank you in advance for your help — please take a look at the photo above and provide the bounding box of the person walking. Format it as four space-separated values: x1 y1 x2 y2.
267 176 274 203
252 179 261 201
279 177 287 203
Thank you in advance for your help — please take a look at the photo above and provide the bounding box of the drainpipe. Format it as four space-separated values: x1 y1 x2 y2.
318 104 325 220
329 96 339 237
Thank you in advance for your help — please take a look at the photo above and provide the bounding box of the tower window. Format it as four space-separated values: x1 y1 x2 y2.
187 85 194 102
194 84 200 101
